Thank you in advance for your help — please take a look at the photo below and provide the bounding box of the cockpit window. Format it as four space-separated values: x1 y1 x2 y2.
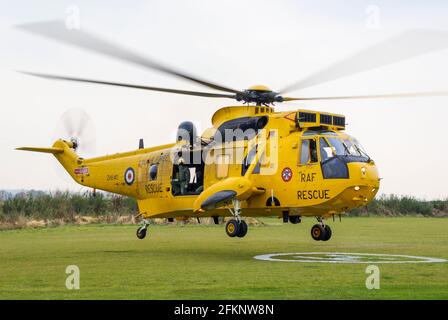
304 134 370 166
322 136 370 159
300 139 318 164
300 140 310 164
310 140 318 162
343 139 361 156
319 138 333 162
349 137 370 158
327 137 348 156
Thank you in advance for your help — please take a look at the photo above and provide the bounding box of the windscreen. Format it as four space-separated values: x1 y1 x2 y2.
320 136 369 160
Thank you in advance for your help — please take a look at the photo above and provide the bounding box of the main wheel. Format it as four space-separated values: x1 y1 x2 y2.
289 216 301 224
225 219 240 237
311 224 325 241
322 225 332 241
237 220 248 238
136 226 147 239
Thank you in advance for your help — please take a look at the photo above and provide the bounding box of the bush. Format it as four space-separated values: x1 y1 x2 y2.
0 190 137 219
349 194 446 216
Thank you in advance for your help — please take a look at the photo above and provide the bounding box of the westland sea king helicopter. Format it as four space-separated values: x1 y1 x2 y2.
16 22 448 241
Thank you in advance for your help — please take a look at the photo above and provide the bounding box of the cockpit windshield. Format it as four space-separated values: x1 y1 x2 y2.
350 137 370 158
342 138 361 156
327 137 347 156
319 135 370 161
302 132 371 179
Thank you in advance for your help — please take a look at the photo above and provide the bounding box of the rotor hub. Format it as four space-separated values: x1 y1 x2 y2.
236 85 284 105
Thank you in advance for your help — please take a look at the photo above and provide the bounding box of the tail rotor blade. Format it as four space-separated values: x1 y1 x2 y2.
53 107 96 156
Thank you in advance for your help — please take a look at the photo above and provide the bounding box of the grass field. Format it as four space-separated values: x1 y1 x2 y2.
0 217 447 300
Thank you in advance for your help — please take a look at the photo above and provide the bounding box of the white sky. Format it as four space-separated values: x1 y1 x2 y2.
0 0 447 199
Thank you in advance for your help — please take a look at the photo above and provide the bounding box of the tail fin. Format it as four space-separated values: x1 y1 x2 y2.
16 140 82 182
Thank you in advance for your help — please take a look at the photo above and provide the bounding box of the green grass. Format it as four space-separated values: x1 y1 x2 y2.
0 217 447 300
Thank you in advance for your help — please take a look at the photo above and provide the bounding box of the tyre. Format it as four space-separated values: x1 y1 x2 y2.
136 226 147 239
237 220 248 238
289 216 301 224
311 224 325 241
322 225 332 241
225 219 240 237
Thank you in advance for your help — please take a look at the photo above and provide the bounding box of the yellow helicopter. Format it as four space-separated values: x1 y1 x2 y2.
16 22 448 241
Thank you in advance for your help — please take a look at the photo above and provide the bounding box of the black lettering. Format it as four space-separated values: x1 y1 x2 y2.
106 174 118 181
300 173 305 182
297 189 331 200
145 183 163 194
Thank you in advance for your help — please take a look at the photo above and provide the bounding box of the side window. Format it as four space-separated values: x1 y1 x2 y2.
300 139 318 164
300 140 310 164
149 164 158 181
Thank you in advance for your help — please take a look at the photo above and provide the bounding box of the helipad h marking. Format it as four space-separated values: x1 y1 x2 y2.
253 252 448 264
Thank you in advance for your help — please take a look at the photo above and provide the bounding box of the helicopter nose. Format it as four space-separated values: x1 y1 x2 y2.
347 162 380 203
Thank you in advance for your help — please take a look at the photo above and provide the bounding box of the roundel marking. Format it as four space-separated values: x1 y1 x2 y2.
281 167 292 182
124 167 135 186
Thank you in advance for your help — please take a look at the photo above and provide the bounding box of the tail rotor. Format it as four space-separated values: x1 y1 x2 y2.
53 107 96 156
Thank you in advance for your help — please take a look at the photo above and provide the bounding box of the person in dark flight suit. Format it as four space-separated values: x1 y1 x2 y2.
178 157 190 195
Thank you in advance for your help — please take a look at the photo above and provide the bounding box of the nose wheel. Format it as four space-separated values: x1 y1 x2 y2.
311 218 332 241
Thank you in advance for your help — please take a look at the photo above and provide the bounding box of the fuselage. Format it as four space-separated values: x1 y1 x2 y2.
51 105 380 220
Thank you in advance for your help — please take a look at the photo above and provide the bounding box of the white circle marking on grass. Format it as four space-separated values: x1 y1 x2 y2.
253 252 447 264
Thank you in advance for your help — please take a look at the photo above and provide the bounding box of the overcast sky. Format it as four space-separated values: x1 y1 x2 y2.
1 0 448 199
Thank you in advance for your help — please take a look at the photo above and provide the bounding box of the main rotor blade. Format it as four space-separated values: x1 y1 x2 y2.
19 71 237 99
283 91 448 101
16 21 240 94
280 29 448 94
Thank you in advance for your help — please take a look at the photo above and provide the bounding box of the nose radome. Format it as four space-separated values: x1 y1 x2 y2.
347 162 379 181
347 162 380 202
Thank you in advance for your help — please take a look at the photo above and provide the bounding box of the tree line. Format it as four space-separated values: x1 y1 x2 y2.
0 191 447 219
0 191 137 219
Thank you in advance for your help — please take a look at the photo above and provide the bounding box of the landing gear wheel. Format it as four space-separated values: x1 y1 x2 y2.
136 226 147 239
225 219 240 238
237 220 248 238
322 225 332 241
289 216 301 224
311 224 325 241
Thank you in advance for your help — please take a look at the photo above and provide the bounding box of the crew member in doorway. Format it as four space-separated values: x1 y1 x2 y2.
178 157 190 195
